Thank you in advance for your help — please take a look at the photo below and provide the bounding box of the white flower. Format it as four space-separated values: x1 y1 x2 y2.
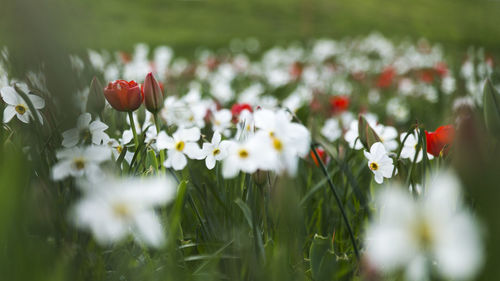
235 109 255 141
253 108 310 175
363 142 395 184
200 131 230 170
157 127 202 170
364 171 483 281
52 146 110 181
106 138 133 164
1 84 45 124
72 176 177 248
374 124 398 152
222 134 275 178
321 118 342 142
212 109 232 136
61 113 109 148
400 130 434 163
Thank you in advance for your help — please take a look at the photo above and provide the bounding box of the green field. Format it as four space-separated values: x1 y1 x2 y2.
2 0 500 55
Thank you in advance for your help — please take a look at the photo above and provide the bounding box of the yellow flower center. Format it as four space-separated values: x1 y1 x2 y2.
369 162 379 171
113 203 131 218
238 148 249 158
15 104 26 115
80 128 91 141
175 141 185 151
73 158 86 170
116 145 123 154
272 137 283 151
414 220 434 249
213 148 221 156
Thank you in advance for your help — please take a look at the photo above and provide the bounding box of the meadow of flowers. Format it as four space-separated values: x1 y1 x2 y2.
1 33 499 280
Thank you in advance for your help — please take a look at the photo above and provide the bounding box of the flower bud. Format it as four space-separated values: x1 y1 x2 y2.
86 76 105 115
104 80 143 112
142 72 164 113
358 115 381 150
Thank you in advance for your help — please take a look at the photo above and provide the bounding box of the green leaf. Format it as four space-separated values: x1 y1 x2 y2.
309 234 337 281
483 79 500 137
168 180 188 246
234 198 253 229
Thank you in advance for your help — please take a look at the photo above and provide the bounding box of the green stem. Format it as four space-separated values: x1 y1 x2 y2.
153 113 166 173
128 111 139 150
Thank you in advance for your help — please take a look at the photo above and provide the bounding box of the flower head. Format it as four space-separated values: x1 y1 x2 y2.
425 125 454 157
157 127 202 170
200 131 230 169
104 80 143 112
364 171 483 281
364 142 395 184
142 72 164 113
61 113 109 148
52 146 110 181
1 84 45 124
72 176 177 248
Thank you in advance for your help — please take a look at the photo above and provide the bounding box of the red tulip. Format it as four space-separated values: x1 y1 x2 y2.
330 95 350 114
142 72 164 113
104 80 143 112
377 66 395 88
310 147 327 166
425 125 455 157
231 103 253 117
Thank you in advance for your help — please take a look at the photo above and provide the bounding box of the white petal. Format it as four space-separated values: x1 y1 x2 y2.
17 112 30 123
62 128 80 148
170 151 187 170
184 142 203 159
179 127 200 142
0 86 18 105
156 131 174 150
89 120 108 132
28 94 45 109
85 146 111 162
77 113 92 129
205 155 216 170
52 160 72 180
211 131 222 145
3 106 16 123
133 211 165 248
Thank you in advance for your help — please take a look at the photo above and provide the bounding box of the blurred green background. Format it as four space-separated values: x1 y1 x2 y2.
2 0 500 56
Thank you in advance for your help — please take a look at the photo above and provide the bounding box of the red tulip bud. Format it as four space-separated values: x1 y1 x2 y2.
142 72 164 113
104 80 143 112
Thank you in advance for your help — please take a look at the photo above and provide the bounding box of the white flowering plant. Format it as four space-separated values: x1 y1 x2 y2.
1 34 498 281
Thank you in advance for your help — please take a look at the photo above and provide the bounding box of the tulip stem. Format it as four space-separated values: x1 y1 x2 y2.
153 113 166 173
128 112 139 150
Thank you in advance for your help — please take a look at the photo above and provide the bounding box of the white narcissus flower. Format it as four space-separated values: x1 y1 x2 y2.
211 109 232 136
157 127 202 170
364 171 483 281
1 84 45 124
400 130 434 163
321 118 342 142
222 134 275 178
374 124 399 152
52 146 111 181
106 138 133 164
72 176 177 248
200 131 230 170
61 113 109 148
253 108 310 175
364 142 395 184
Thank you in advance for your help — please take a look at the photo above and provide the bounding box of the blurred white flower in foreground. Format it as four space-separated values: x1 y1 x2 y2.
1 84 45 124
72 176 177 248
200 131 230 170
364 142 395 184
157 127 202 170
62 113 109 148
52 146 110 181
364 171 483 281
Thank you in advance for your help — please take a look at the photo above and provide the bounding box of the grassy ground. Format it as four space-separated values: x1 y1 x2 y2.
75 0 500 55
